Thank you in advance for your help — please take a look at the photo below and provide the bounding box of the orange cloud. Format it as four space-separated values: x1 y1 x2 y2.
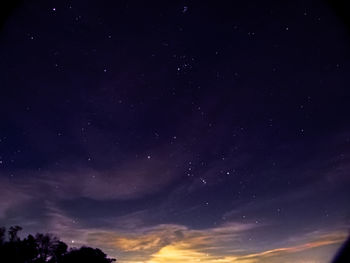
49 211 348 263
238 232 347 261
115 227 347 263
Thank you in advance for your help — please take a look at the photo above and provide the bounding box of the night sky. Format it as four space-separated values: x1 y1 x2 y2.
1 0 350 262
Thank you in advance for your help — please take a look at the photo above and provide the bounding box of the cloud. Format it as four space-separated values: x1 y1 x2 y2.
145 230 347 263
67 222 258 262
106 222 258 255
147 243 212 263
6 200 346 263
35 205 259 262
46 159 181 200
0 178 35 219
82 222 346 263
0 144 189 203
112 224 187 252
238 236 346 261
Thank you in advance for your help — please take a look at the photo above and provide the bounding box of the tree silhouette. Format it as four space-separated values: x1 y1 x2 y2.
20 234 38 262
0 226 116 263
8 226 22 242
332 236 350 263
61 247 115 263
0 227 6 245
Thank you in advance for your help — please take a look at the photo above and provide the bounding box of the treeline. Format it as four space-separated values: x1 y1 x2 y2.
0 226 116 263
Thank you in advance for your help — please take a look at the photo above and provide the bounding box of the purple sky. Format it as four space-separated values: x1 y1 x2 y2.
0 0 349 262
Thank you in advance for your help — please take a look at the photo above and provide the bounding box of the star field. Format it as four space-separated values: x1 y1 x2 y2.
0 0 350 262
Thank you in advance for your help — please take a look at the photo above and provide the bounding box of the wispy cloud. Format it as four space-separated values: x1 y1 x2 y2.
238 234 346 261
1 194 346 263
144 229 346 263
0 178 34 220
2 142 192 202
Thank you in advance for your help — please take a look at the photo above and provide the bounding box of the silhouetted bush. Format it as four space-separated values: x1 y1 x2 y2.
0 226 116 263
332 236 350 263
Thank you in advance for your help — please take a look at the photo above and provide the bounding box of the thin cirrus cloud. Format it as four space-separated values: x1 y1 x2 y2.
49 142 195 200
2 196 345 263
0 179 34 219
116 228 346 263
0 144 190 203
43 207 347 263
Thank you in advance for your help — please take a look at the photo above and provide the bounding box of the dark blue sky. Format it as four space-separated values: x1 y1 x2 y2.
0 0 349 262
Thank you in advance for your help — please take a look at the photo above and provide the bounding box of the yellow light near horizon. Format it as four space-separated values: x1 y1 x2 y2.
147 244 209 263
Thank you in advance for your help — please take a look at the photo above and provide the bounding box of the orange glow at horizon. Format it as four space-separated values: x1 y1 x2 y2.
102 225 348 263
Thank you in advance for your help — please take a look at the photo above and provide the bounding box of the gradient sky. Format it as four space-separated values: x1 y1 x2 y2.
0 0 350 262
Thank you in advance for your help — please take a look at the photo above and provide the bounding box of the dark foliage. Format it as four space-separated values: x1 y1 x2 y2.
332 236 350 263
0 226 116 263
